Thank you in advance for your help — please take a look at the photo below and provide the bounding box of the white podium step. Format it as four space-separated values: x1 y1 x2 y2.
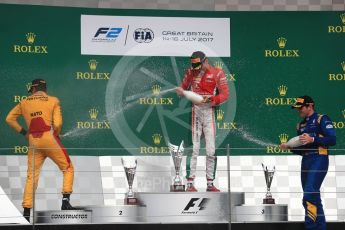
77 205 146 223
137 192 244 223
35 210 92 224
233 204 288 222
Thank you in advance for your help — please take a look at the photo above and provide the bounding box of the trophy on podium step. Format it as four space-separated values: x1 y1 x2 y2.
262 163 276 204
122 157 139 205
168 141 185 192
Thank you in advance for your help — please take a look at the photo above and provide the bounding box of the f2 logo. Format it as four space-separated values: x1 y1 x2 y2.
94 27 123 38
183 198 209 211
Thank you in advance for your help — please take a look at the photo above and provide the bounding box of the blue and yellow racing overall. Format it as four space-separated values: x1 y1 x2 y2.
292 112 336 230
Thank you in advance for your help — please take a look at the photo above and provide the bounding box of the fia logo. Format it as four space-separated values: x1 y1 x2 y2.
133 28 154 43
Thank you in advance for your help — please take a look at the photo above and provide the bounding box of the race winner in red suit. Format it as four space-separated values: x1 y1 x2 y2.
176 51 229 192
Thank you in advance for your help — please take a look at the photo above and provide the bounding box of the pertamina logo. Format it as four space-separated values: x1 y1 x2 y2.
139 85 174 105
266 133 292 154
76 108 110 129
328 61 345 81
265 37 299 58
92 27 123 42
140 133 169 154
13 32 48 54
216 109 237 130
133 28 154 43
332 109 345 129
214 61 236 81
328 13 345 33
265 85 297 106
76 59 111 80
182 198 210 214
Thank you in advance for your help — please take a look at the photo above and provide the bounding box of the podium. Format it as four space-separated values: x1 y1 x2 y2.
33 192 288 224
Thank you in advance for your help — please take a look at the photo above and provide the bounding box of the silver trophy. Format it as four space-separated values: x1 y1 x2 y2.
168 141 185 192
122 157 138 205
262 163 276 204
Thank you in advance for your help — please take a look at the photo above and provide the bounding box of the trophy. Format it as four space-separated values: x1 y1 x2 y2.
168 141 185 192
122 157 138 205
261 163 276 204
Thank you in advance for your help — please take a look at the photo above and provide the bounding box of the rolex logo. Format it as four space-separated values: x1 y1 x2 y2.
26 32 36 44
88 59 98 71
265 37 298 57
26 83 32 91
152 85 161 96
89 108 99 120
279 133 289 144
278 85 288 97
77 108 110 129
265 85 296 106
328 13 345 33
139 84 173 105
216 109 224 121
341 13 345 24
13 32 47 54
342 109 345 119
277 37 287 49
267 134 292 153
214 61 224 69
76 60 110 80
152 133 162 145
329 61 345 81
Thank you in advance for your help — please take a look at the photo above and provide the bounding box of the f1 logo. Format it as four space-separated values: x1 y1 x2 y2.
184 198 209 211
94 27 123 38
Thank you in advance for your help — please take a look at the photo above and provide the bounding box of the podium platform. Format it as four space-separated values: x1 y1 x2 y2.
34 192 244 224
33 192 289 224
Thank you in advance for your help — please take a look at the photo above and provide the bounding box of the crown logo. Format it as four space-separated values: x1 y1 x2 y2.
277 37 287 49
214 61 224 69
89 108 98 120
341 61 345 72
216 109 224 121
342 109 345 119
152 133 162 145
279 133 289 144
278 85 288 97
26 32 36 44
26 83 32 91
88 59 98 71
340 13 345 24
152 85 161 96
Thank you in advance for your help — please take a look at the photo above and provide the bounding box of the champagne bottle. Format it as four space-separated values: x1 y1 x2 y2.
182 90 204 104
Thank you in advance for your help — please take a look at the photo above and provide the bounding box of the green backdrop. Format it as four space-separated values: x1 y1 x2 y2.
0 4 344 156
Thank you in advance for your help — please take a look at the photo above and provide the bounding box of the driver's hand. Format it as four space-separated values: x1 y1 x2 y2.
279 143 289 150
201 96 210 104
195 96 210 105
176 87 184 96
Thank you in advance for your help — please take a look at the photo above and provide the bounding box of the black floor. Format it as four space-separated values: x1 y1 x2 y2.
1 222 345 230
